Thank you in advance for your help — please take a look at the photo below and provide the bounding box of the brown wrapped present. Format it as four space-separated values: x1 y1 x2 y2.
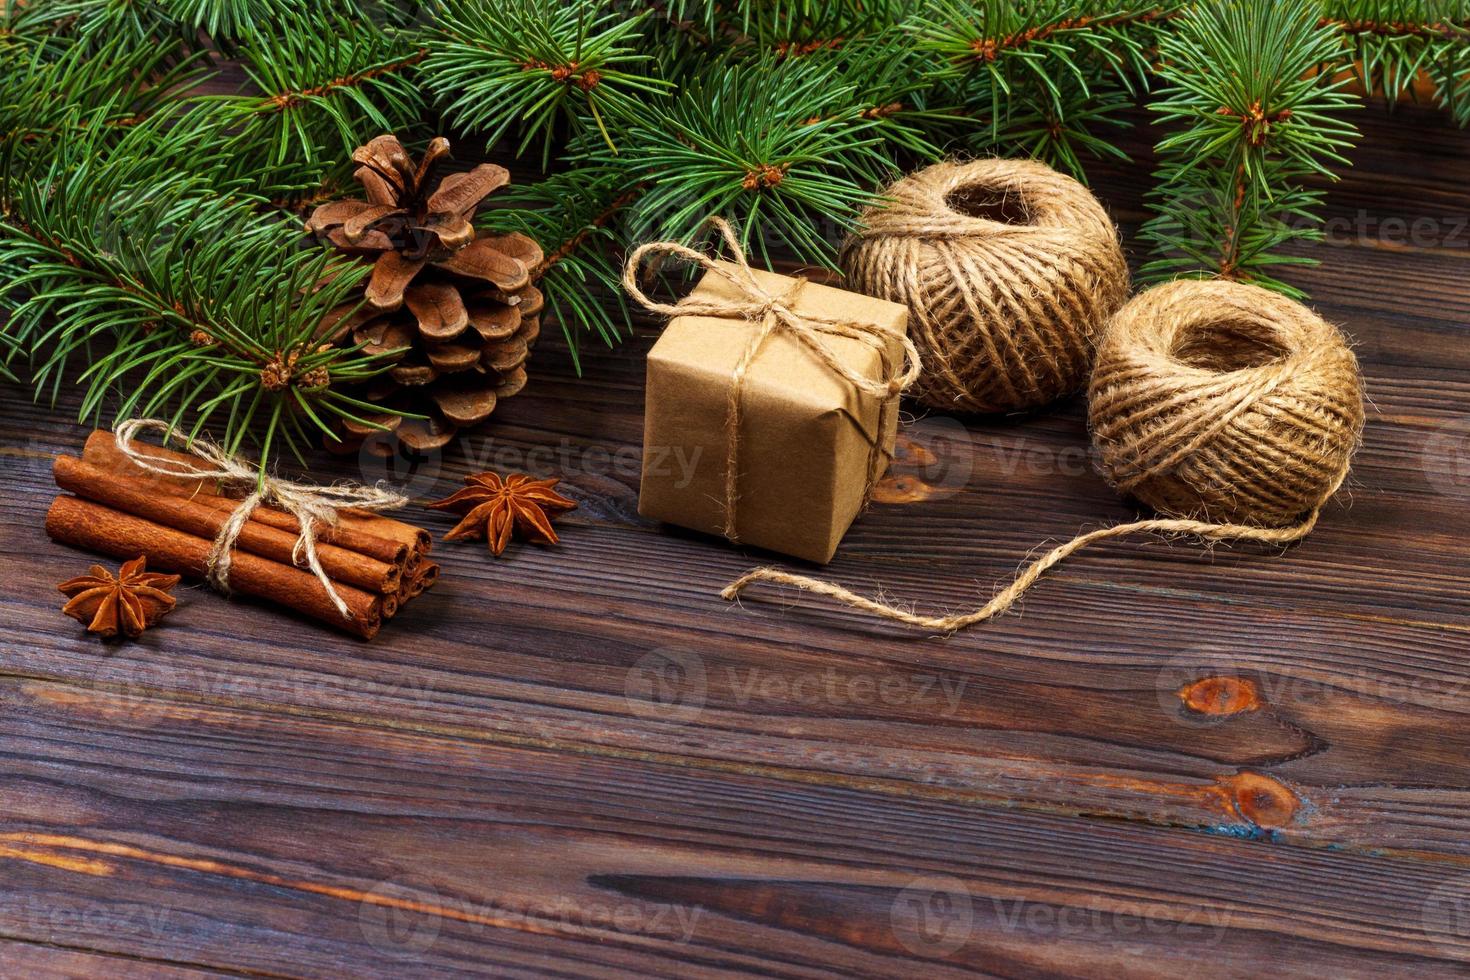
627 221 917 564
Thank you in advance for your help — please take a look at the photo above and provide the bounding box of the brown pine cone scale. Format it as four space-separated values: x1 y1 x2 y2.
307 134 545 454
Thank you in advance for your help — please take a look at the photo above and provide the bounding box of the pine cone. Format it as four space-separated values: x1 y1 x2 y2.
308 135 543 453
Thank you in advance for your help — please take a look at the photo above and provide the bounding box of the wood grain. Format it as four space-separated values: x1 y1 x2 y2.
2 104 1470 975
3 678 1469 978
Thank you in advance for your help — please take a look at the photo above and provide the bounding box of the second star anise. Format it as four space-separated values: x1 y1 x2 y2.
57 555 181 639
428 471 577 557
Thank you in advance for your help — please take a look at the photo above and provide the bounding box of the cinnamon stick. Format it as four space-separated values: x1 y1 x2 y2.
411 562 440 598
54 455 401 595
81 430 433 555
46 496 382 640
189 493 408 568
393 559 440 605
82 429 219 496
338 509 433 556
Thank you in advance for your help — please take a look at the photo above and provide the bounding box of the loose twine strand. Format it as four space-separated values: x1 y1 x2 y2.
623 216 923 541
114 419 409 620
720 510 1323 634
722 277 1363 633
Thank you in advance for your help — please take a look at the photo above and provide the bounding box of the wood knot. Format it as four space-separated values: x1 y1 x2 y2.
1179 676 1261 716
871 472 930 504
1220 771 1299 830
871 434 941 503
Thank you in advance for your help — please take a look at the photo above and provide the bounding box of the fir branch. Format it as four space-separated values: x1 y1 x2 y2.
1141 0 1361 294
0 30 201 158
912 1 1173 101
641 0 718 49
986 69 1136 178
1322 2 1470 40
530 181 646 279
910 1 1174 171
734 0 913 48
600 53 908 266
10 0 422 47
480 169 638 370
1427 29 1470 123
1323 1 1470 121
796 30 957 160
10 0 300 45
199 17 429 186
424 0 672 165
0 117 394 458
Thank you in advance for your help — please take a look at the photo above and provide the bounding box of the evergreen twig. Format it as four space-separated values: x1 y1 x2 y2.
0 117 396 458
425 0 672 165
199 16 429 187
1141 0 1361 295
1 0 1466 466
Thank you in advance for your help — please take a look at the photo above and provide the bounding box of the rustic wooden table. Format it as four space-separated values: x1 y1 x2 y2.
2 106 1469 978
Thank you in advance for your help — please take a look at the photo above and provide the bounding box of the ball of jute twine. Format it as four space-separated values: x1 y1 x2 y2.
840 158 1129 414
722 279 1365 633
1090 279 1365 526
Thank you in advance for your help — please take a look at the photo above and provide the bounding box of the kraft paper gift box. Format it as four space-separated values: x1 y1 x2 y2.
639 260 910 564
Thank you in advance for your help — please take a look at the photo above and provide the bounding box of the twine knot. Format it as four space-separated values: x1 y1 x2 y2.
623 216 921 542
113 419 410 621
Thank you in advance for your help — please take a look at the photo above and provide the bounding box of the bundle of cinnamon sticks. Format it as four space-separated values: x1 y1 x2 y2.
45 431 438 640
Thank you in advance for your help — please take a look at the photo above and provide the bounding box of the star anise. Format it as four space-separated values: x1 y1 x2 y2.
57 555 181 639
428 471 577 556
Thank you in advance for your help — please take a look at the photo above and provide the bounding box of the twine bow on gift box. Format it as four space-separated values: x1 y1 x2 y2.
623 217 923 542
113 419 410 620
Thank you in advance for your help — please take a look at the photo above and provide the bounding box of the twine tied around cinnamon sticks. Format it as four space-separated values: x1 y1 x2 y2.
113 419 410 620
624 217 923 541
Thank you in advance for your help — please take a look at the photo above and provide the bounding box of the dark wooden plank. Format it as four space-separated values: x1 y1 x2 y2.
3 678 1469 978
5 574 1470 864
2 97 1469 975
6 375 1470 858
0 941 235 979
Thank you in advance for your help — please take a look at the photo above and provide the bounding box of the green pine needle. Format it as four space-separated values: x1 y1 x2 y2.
1141 0 1362 290
424 0 672 166
0 116 395 457
1 0 1466 470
